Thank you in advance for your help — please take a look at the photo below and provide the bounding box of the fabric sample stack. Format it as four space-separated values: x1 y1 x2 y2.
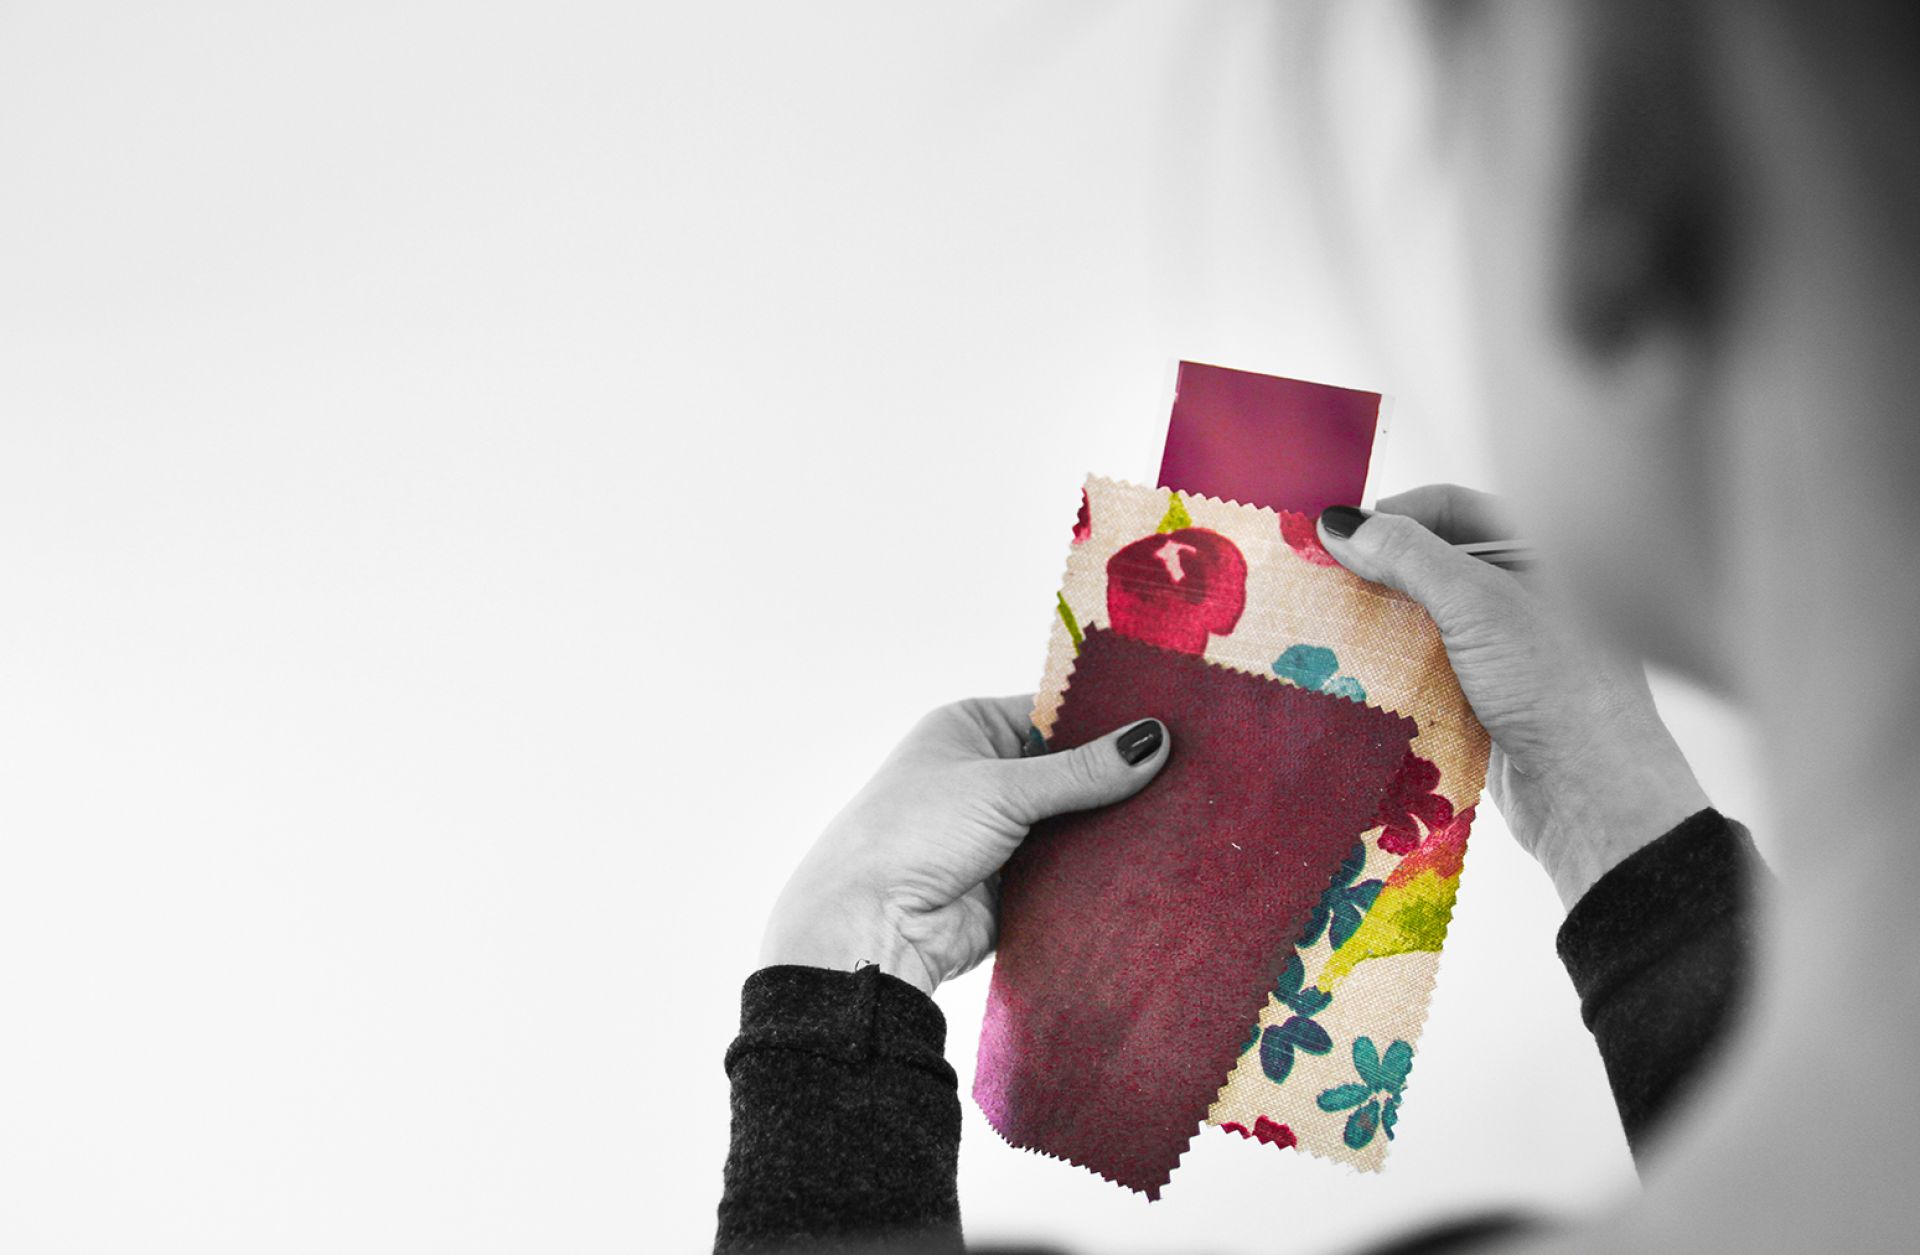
975 473 1490 1193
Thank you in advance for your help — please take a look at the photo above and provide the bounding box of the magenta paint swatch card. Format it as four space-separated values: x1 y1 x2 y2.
1156 361 1382 517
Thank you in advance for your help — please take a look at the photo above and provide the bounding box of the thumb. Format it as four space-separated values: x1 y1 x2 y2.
994 717 1171 826
1316 505 1510 628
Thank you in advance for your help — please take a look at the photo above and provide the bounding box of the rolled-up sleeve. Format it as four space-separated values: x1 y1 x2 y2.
715 964 962 1254
1556 808 1765 1159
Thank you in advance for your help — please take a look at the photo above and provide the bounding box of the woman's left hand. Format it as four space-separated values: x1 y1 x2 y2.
759 696 1169 995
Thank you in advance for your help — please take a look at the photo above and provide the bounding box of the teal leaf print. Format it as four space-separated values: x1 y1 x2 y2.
1259 1015 1333 1085
1330 879 1382 949
1326 674 1368 702
1380 1040 1414 1087
1273 644 1339 692
1289 986 1332 1019
1247 953 1336 1085
1275 952 1331 1018
1344 1100 1381 1149
1317 1036 1415 1150
1273 643 1367 703
1354 1037 1389 1090
1302 842 1384 949
1317 1083 1371 1111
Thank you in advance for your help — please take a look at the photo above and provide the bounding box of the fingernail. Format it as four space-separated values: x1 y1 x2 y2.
1116 719 1164 766
1319 505 1371 539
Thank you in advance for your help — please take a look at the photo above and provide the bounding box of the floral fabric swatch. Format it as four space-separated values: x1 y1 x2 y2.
975 627 1417 1198
1031 477 1491 1173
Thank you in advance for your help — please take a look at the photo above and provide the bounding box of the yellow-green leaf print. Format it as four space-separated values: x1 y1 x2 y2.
1317 807 1475 991
1056 592 1085 652
1315 869 1459 990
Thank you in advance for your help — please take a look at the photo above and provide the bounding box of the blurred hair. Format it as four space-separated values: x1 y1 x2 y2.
1757 1 1920 234
1432 0 1920 234
1421 1 1920 354
1563 0 1725 356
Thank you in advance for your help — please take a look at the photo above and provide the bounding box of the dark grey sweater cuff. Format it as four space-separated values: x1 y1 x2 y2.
725 964 956 1081
1554 807 1762 1156
717 965 962 1254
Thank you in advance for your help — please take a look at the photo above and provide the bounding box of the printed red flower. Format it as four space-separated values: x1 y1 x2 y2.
1373 752 1455 855
1390 805 1475 883
1072 488 1092 545
1105 527 1248 655
1222 1116 1298 1150
1280 510 1341 567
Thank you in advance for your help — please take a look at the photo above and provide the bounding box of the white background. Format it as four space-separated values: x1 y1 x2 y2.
0 4 1765 1252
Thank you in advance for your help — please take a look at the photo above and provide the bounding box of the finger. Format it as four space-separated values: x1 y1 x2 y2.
992 717 1170 826
1371 484 1515 546
925 694 1044 763
1317 506 1515 625
961 694 1042 758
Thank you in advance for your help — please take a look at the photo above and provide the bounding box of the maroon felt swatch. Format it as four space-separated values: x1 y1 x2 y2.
974 628 1417 1197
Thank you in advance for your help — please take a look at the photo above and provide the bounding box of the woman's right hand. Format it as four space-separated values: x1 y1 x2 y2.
1316 485 1711 910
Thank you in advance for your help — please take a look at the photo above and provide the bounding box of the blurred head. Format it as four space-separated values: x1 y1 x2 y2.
1393 1 1920 696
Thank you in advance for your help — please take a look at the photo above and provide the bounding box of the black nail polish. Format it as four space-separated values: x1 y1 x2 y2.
1319 505 1370 539
1116 719 1164 766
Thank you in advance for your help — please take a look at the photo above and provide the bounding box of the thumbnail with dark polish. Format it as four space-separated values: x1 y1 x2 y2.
1319 505 1370 539
1116 719 1164 765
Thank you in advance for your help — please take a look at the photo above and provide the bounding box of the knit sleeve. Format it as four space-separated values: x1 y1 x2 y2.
1555 808 1765 1160
714 964 963 1254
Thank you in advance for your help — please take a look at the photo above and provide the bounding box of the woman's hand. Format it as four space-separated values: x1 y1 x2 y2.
759 697 1169 995
1318 486 1711 910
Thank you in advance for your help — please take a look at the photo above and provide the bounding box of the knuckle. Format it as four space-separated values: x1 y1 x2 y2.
1364 513 1425 567
910 701 959 736
1432 565 1533 636
956 756 1031 819
1064 743 1110 797
1004 773 1059 827
939 696 990 727
916 697 990 743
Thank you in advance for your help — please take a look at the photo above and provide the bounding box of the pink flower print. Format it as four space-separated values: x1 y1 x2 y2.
1072 489 1092 544
1105 527 1248 655
1280 510 1341 567
1222 1116 1297 1150
1373 752 1455 855
1390 805 1475 883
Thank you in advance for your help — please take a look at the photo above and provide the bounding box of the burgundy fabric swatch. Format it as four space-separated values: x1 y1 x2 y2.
1156 361 1382 517
974 628 1417 1197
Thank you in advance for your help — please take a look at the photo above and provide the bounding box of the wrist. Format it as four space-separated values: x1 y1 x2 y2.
759 888 931 993
1529 732 1711 912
